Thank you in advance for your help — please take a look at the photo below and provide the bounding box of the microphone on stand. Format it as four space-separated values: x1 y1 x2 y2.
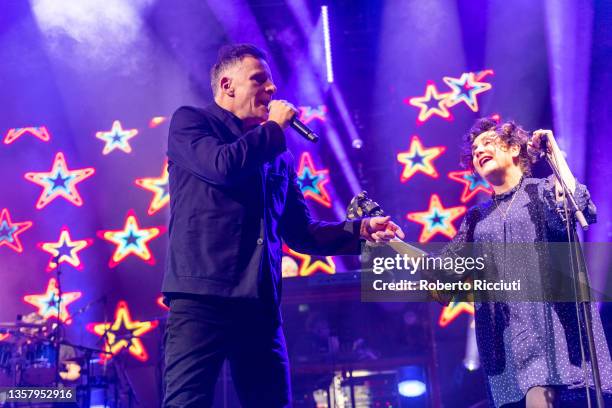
531 130 587 230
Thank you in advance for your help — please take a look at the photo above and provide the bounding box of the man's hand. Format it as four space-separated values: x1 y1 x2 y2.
360 216 405 242
267 100 298 129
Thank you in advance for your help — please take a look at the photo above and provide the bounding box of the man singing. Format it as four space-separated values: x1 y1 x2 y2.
161 44 404 408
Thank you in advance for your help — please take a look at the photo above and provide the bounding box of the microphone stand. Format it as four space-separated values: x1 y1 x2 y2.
63 295 107 407
63 295 107 326
101 296 111 408
53 256 63 388
542 138 604 407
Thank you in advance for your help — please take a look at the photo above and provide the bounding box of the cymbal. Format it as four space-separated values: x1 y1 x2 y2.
0 321 47 329
62 357 87 365
0 328 48 341
59 341 110 355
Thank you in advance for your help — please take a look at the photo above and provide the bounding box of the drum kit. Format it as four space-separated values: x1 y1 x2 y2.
0 261 144 407
0 282 138 408
0 314 122 406
0 316 58 387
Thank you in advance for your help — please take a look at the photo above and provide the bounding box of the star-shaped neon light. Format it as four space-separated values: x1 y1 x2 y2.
406 194 466 243
448 170 493 203
149 116 168 128
298 105 327 124
39 227 92 271
3 126 51 145
405 82 453 125
95 120 139 155
283 244 336 277
297 152 332 208
438 301 474 327
98 211 165 268
135 161 170 215
0 208 33 253
24 152 95 209
443 70 493 112
23 278 82 324
87 300 158 362
156 295 169 311
396 135 446 182
474 69 494 82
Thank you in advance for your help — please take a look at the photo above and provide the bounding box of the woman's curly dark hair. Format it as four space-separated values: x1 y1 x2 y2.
460 117 536 176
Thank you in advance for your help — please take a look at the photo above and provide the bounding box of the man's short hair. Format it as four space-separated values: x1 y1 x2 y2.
210 44 267 96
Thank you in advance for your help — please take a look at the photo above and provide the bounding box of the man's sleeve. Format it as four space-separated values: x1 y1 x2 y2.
279 161 362 256
167 106 286 185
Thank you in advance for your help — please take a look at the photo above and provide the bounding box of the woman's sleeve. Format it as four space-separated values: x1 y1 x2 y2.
543 175 597 229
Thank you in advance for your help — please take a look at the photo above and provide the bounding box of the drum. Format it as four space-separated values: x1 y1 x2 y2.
90 357 115 387
0 342 13 369
0 342 15 386
22 341 57 385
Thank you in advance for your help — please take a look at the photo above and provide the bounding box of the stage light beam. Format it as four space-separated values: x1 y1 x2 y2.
321 6 334 83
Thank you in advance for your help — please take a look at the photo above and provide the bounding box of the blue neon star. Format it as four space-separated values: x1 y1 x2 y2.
443 72 492 112
297 167 322 192
24 152 95 209
47 295 58 310
410 152 425 166
0 222 16 242
124 231 142 247
407 195 467 243
0 209 33 252
96 120 139 155
296 152 332 208
429 210 446 228
156 179 169 200
135 161 170 216
56 242 75 258
98 213 163 267
114 325 136 342
49 172 72 190
466 173 489 190
448 170 493 203
23 278 81 323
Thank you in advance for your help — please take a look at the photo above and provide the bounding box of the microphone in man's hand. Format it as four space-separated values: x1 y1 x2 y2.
290 117 319 143
268 101 319 143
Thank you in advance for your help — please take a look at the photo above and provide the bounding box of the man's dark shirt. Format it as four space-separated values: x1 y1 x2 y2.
162 103 361 313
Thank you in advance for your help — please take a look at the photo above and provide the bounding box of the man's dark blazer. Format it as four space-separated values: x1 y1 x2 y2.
162 103 361 308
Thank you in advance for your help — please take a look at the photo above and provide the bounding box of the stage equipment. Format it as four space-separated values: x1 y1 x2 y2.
536 130 604 407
